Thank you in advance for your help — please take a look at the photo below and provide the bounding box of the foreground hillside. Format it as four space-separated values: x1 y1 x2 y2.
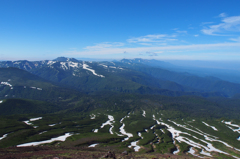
1 94 240 158
0 146 197 159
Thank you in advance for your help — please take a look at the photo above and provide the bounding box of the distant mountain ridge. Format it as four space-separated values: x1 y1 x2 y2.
1 57 240 97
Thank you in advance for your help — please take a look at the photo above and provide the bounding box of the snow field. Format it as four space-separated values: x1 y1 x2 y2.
160 119 239 158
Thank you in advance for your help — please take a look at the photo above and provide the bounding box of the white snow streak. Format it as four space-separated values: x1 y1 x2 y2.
82 63 105 78
119 123 133 141
90 114 96 119
17 133 72 147
0 134 8 140
142 110 146 117
23 117 42 125
100 115 115 134
88 143 99 147
159 120 239 158
202 121 218 131
128 140 141 152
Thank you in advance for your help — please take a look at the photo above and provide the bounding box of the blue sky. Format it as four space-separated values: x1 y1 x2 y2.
0 0 240 61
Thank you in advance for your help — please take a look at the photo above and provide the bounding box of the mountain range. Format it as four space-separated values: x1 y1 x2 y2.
1 57 240 97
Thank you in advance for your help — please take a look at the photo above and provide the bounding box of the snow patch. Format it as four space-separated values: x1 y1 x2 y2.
202 121 218 131
1 81 13 89
17 133 72 147
82 63 105 78
128 140 141 152
138 132 143 139
0 101 2 103
119 123 133 141
23 117 42 125
100 115 115 134
49 123 57 126
173 147 180 155
47 61 56 65
99 64 108 68
200 149 212 157
142 110 146 117
90 114 96 119
39 131 47 135
88 143 99 147
0 134 8 140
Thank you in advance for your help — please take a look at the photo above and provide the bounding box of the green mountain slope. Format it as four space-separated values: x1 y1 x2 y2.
0 99 59 115
0 67 84 101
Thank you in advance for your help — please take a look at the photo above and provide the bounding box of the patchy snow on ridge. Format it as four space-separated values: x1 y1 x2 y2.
99 64 108 68
68 61 79 68
142 110 146 117
173 147 180 155
1 82 12 87
138 132 143 139
23 117 42 125
39 131 47 135
119 123 133 141
49 123 57 126
100 115 115 134
90 114 96 119
47 61 56 65
128 140 141 152
223 120 240 128
160 120 239 158
88 143 99 147
202 121 218 131
82 63 105 78
17 133 72 147
0 101 2 103
0 134 8 140
30 117 42 121
187 147 202 158
1 81 13 89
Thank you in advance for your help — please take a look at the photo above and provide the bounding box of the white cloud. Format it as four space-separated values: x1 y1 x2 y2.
201 14 240 35
127 34 177 44
194 34 199 37
229 36 240 42
176 30 187 34
146 52 159 56
84 42 124 51
219 12 227 18
67 42 240 56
